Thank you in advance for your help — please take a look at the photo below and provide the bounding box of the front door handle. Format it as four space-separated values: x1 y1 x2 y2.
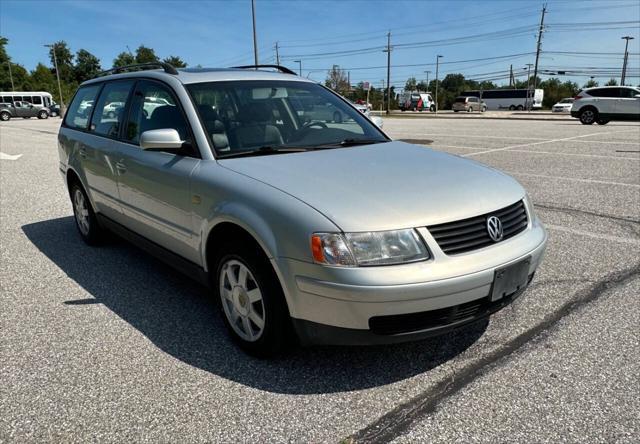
115 161 127 174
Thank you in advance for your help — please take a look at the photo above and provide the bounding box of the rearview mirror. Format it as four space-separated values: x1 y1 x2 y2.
140 129 184 150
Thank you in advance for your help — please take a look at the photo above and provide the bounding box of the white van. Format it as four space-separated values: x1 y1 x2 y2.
398 92 435 112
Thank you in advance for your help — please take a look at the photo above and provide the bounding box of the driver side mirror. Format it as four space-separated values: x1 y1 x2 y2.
140 129 184 150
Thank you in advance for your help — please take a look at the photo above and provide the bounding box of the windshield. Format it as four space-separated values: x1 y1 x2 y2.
188 80 387 157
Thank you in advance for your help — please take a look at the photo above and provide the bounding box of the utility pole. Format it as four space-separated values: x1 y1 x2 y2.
509 64 514 87
532 3 546 91
294 60 302 76
7 61 15 92
621 36 635 85
275 41 280 65
524 63 533 111
435 57 440 112
424 70 431 91
44 44 65 112
381 79 385 113
382 32 392 115
251 0 259 66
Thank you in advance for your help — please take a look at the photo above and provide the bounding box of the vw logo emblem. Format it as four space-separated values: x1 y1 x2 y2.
487 216 504 242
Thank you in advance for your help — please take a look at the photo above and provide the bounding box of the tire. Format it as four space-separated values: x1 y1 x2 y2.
333 111 343 123
481 106 487 113
453 110 459 113
467 107 472 113
70 182 105 245
23 117 31 119
0 111 10 121
596 118 609 125
516 105 524 111
430 105 436 112
213 239 291 357
38 110 49 119
509 105 516 111
579 108 597 125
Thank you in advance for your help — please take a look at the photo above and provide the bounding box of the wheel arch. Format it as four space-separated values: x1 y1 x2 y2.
65 167 98 213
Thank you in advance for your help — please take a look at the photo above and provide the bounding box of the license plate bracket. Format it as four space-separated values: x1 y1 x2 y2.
491 256 531 301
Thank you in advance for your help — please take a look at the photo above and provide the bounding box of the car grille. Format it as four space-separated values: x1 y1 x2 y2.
427 200 528 255
369 273 533 335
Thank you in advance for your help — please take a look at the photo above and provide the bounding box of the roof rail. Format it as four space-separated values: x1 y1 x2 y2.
96 62 179 78
231 64 297 76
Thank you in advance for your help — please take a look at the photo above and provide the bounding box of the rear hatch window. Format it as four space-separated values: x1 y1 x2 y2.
455 97 467 103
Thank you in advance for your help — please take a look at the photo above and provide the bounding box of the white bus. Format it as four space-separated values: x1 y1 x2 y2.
460 89 543 111
0 91 56 110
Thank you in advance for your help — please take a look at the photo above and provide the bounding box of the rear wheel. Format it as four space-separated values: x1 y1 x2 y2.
579 108 597 125
0 111 10 121
509 105 516 111
38 110 49 119
70 182 106 245
516 104 524 111
430 105 436 112
214 240 291 357
453 110 459 113
481 106 487 113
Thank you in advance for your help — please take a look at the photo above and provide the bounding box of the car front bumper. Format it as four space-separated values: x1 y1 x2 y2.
276 218 548 345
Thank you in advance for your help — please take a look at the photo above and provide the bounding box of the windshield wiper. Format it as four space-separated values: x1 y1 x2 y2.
217 145 310 159
313 138 387 148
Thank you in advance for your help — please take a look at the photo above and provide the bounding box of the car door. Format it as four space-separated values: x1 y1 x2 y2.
617 88 640 117
113 79 201 262
62 82 127 222
13 101 28 117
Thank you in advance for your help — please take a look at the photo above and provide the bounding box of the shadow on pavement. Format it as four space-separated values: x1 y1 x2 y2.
23 216 486 394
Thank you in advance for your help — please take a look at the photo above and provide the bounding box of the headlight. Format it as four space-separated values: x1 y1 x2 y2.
311 229 429 267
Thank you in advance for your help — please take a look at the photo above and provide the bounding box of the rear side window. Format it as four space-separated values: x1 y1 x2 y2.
90 80 134 138
588 88 619 98
65 85 101 129
32 96 42 105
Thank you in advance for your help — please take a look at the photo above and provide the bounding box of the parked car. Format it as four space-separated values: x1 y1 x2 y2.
0 101 50 121
102 101 125 119
399 92 435 112
48 102 61 117
59 63 547 356
452 96 487 112
571 86 640 125
552 98 574 113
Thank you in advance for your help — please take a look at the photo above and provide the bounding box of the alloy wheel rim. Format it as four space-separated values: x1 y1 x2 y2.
583 110 594 122
73 189 90 235
219 259 265 342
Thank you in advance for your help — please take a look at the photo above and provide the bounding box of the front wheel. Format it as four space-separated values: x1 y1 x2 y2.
430 105 436 112
38 110 49 119
579 108 597 125
0 111 10 121
481 106 487 113
214 242 291 357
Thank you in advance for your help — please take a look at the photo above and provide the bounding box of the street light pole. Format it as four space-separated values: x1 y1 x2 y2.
251 0 259 66
524 63 533 111
621 36 634 85
424 70 431 91
383 32 392 115
294 60 302 76
45 44 65 112
435 55 442 113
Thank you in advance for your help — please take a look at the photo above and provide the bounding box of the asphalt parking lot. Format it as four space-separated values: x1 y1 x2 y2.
1 116 639 442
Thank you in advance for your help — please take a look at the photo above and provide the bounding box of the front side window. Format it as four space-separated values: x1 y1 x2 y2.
65 85 101 129
125 81 189 145
188 80 387 157
90 80 134 138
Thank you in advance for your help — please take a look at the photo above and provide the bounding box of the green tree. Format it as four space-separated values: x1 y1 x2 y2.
74 49 101 82
416 80 429 92
113 52 135 68
163 55 187 68
30 63 56 92
0 36 14 90
135 45 159 64
583 79 598 88
404 77 417 92
48 41 74 82
605 78 618 86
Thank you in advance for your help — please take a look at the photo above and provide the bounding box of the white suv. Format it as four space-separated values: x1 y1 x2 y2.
571 86 640 125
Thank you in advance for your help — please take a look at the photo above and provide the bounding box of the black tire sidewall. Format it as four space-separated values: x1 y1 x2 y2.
0 112 9 121
38 110 48 119
580 108 597 125
70 183 103 245
213 243 291 357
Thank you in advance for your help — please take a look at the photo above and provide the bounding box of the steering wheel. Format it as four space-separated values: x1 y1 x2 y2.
301 120 327 130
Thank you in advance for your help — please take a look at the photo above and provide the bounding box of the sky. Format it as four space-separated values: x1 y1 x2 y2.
1 0 639 89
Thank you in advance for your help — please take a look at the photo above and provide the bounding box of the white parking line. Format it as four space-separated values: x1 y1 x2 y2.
504 149 639 161
394 133 550 141
463 132 610 157
546 224 640 245
0 152 23 160
507 171 640 188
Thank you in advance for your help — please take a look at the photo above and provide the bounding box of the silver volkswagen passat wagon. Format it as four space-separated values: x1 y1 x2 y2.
58 63 547 356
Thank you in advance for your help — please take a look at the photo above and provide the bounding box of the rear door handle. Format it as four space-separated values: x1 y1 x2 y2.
115 161 127 174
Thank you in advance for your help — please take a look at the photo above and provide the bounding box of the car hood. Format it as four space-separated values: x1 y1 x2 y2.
218 141 525 232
